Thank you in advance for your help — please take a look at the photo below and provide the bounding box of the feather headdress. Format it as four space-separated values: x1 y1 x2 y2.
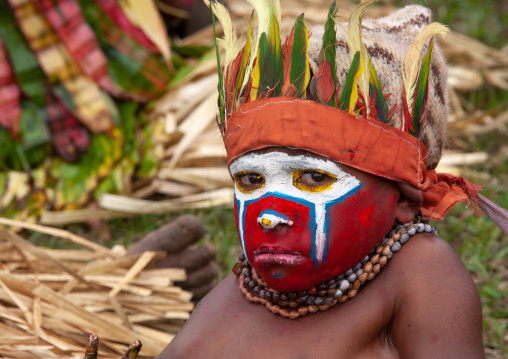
206 0 447 139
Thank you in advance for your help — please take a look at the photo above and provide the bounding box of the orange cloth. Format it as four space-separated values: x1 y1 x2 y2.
224 97 481 220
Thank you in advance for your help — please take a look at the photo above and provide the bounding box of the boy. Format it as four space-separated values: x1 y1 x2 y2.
157 1 507 357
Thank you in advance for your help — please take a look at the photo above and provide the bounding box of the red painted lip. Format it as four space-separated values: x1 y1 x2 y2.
253 247 304 265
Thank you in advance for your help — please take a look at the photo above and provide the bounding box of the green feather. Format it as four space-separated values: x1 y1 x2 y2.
211 11 226 127
264 4 283 97
257 32 268 97
290 14 310 98
322 1 337 107
339 51 361 112
410 37 434 137
368 55 390 122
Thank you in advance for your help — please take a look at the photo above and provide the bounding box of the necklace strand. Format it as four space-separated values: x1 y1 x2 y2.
234 219 438 319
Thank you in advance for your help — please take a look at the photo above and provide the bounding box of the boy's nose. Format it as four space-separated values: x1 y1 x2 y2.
257 211 294 229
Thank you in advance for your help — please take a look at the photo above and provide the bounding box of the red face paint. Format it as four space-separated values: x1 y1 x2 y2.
231 150 399 292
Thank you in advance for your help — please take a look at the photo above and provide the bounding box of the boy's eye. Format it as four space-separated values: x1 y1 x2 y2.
293 170 336 192
235 172 265 193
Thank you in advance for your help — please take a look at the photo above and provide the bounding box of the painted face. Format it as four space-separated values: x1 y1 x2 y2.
230 149 399 292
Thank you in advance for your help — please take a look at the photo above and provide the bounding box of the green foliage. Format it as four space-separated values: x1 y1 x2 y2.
395 0 508 49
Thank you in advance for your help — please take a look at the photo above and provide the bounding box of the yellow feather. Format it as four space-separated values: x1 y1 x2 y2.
403 22 449 112
250 44 262 101
346 0 377 116
242 0 272 92
204 0 242 67
349 59 364 114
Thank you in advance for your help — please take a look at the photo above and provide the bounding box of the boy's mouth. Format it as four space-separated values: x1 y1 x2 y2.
253 247 303 264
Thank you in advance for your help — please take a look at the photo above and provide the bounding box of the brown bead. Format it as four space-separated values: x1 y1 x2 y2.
298 307 309 316
393 233 401 240
339 295 348 303
373 263 381 274
376 246 383 254
358 272 368 283
371 254 379 264
327 288 336 296
253 296 260 303
278 301 289 307
378 256 388 266
239 275 245 283
279 309 289 318
289 311 300 320
271 305 280 314
347 289 357 298
241 288 248 296
332 299 338 306
289 300 298 307
260 298 268 305
387 239 394 247
353 279 361 290
363 262 373 273
367 272 375 281
319 304 330 311
246 292 254 302
382 246 391 256
266 302 272 311
308 305 319 313
307 287 317 295
317 290 327 297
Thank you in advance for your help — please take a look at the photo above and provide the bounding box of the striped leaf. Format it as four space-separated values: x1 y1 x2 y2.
0 37 21 138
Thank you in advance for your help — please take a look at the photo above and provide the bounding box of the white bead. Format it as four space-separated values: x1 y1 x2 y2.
339 280 350 292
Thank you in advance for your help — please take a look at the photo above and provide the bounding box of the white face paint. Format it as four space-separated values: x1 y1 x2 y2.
230 151 362 263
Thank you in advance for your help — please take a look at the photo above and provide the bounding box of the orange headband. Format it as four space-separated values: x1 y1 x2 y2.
224 97 482 220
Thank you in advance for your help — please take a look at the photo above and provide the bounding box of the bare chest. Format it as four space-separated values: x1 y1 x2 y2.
165 275 400 359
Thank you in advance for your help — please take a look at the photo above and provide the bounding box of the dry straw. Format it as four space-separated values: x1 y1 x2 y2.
0 218 192 358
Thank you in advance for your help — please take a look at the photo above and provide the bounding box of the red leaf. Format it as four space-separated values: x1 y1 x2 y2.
0 39 21 139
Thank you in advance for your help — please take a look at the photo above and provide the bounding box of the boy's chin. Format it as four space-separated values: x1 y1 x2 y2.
253 263 339 292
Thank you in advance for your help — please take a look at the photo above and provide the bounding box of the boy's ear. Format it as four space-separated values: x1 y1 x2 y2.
395 182 423 223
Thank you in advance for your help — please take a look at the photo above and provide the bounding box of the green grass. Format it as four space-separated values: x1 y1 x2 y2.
395 0 508 49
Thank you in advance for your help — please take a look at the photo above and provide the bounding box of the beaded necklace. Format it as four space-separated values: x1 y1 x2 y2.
233 219 438 319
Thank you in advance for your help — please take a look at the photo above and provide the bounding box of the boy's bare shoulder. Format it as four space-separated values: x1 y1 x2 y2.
387 232 485 358
156 274 244 358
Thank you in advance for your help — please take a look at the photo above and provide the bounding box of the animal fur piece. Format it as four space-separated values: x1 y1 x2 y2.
308 5 449 170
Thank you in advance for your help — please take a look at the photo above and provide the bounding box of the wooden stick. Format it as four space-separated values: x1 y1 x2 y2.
0 217 112 256
108 252 157 298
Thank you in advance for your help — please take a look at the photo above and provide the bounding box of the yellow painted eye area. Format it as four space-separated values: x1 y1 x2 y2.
293 170 337 192
235 172 265 193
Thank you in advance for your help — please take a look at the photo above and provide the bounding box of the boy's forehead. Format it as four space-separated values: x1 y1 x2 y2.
242 147 333 162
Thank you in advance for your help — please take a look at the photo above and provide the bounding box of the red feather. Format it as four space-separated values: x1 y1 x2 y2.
401 85 411 132
281 28 294 95
310 61 334 104
225 50 243 113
